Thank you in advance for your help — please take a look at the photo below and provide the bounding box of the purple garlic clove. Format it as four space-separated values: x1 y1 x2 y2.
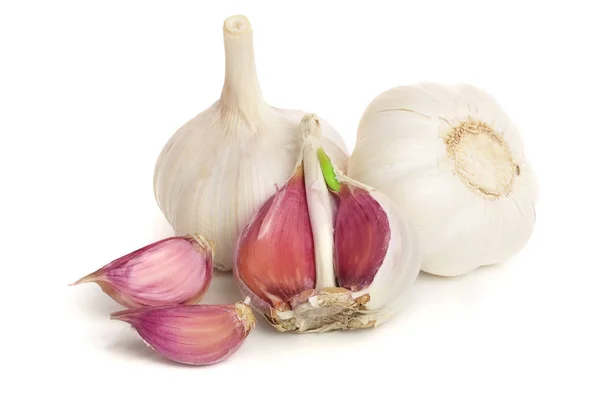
334 185 391 292
111 301 255 365
71 235 213 308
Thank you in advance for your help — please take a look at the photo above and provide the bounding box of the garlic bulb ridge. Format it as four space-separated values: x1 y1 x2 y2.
153 15 348 271
348 83 537 277
234 114 421 333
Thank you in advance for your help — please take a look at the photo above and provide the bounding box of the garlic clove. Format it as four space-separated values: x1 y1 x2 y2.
111 301 255 365
324 147 421 316
343 185 421 315
333 185 391 292
234 166 316 311
71 235 213 308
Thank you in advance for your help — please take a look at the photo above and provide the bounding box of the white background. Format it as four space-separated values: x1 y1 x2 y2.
1 1 598 399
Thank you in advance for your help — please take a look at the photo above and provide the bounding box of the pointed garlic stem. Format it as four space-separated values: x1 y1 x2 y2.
301 114 337 290
219 15 266 123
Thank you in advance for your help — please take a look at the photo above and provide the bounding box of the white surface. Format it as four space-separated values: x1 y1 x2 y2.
1 1 598 399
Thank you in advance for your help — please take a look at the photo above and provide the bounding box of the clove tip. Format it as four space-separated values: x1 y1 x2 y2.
110 308 137 323
68 274 96 287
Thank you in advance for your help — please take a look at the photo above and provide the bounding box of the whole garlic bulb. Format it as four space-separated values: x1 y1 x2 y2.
348 83 537 277
153 15 348 271
233 114 421 333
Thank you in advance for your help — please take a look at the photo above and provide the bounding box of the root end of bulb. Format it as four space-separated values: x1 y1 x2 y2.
445 119 518 200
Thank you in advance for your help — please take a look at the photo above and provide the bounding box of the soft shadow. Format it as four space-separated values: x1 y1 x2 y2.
104 332 185 367
415 262 505 284
201 272 246 305
150 210 174 241
68 284 122 318
416 270 463 283
104 327 244 368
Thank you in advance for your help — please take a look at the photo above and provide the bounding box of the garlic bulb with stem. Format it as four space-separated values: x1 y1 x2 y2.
153 15 348 272
233 114 421 333
348 83 537 277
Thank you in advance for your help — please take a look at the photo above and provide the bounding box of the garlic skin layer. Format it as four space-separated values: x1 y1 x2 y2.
234 115 420 333
71 235 213 308
111 301 255 365
348 83 537 277
153 15 348 272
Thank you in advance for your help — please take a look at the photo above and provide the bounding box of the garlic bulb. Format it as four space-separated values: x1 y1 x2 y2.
348 83 537 277
233 114 420 333
153 15 348 271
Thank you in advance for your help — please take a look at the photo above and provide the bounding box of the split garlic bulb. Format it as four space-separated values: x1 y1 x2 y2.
348 83 537 277
233 115 421 333
153 15 348 271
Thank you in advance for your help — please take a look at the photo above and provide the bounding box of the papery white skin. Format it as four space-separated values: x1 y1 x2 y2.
153 15 348 271
348 83 537 277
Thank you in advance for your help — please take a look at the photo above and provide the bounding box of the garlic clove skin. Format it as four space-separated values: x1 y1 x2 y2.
336 178 421 319
71 235 213 308
349 83 537 277
233 114 421 333
333 185 391 292
153 15 348 272
111 301 255 365
234 166 316 312
330 162 421 320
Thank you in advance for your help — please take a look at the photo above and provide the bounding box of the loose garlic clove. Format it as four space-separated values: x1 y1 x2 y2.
71 235 213 308
111 301 255 365
233 114 421 333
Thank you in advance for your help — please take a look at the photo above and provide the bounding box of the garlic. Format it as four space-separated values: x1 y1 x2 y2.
153 15 348 272
71 235 213 308
348 83 537 277
234 114 420 333
111 300 255 365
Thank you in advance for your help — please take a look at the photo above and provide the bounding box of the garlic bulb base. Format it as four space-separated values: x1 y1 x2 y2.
266 287 376 333
445 119 517 200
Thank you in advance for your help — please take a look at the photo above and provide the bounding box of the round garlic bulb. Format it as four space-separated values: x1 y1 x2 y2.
348 83 537 277
153 15 348 271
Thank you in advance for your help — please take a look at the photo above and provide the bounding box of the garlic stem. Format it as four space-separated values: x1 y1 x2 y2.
219 15 267 124
300 115 337 289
